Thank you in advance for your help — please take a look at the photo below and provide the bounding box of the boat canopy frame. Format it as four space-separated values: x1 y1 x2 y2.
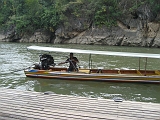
27 46 160 71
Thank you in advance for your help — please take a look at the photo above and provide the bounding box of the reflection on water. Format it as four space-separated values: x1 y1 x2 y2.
0 42 160 103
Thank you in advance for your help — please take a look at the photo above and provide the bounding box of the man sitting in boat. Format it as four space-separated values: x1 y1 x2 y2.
58 53 79 72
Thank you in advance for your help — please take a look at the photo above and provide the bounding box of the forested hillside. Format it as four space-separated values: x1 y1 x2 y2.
0 0 160 47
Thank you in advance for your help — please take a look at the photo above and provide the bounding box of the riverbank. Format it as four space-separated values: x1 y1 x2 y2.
1 21 160 48
0 1 160 48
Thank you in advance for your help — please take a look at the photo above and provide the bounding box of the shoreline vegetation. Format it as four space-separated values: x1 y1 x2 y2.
0 0 160 47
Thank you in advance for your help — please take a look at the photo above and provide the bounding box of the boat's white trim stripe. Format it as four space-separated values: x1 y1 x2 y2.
27 46 160 58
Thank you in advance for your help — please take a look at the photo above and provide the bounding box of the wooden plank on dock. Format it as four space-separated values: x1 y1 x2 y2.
0 88 160 120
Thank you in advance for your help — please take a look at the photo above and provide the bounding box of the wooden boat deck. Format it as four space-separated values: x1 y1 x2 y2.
0 88 159 120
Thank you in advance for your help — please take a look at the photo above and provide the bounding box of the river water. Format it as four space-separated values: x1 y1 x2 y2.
0 42 160 103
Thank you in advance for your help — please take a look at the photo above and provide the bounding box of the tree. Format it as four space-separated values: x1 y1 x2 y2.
0 0 159 36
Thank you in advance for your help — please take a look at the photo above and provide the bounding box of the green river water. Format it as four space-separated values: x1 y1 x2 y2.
0 42 160 103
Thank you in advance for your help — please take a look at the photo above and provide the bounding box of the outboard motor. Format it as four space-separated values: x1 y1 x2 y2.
39 54 55 70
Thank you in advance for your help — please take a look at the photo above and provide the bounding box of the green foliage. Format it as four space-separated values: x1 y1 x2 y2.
0 0 159 35
128 0 160 13
93 0 121 27
41 8 59 32
146 0 160 12
0 1 12 24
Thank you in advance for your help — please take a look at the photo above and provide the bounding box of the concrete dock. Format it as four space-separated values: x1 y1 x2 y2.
0 88 160 120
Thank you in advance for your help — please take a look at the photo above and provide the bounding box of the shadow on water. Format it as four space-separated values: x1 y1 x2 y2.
24 77 160 103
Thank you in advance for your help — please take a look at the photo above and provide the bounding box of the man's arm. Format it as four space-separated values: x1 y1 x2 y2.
58 59 69 65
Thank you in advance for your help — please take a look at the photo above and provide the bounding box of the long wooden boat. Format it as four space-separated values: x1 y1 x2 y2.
24 46 160 83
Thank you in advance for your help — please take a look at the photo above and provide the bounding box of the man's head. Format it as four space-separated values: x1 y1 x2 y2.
70 53 73 58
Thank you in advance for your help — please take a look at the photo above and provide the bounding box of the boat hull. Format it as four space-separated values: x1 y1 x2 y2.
24 68 160 83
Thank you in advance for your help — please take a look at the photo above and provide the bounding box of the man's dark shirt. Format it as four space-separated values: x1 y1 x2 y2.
66 57 78 71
